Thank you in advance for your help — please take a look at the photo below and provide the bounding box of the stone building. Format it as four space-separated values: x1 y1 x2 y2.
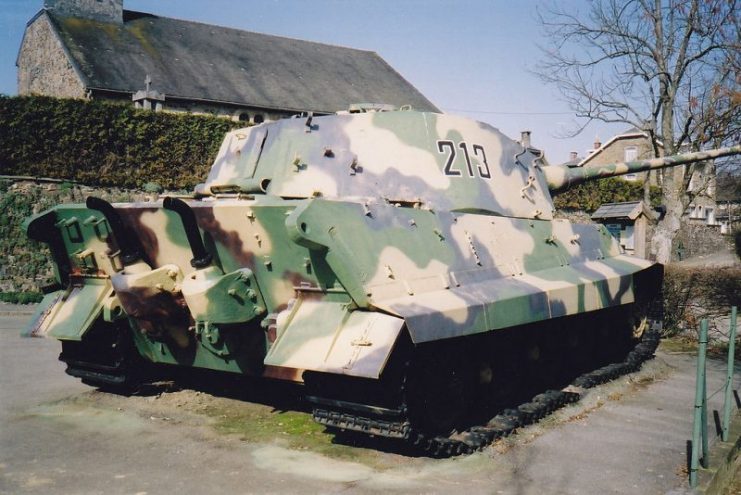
577 128 661 182
17 0 438 123
716 173 741 235
571 128 718 228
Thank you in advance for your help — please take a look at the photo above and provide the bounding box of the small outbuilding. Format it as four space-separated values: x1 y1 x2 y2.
591 201 657 259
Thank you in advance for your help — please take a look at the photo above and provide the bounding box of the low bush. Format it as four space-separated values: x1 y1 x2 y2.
661 265 741 341
0 291 43 304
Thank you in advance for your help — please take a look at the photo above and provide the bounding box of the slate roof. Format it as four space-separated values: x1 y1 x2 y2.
44 10 439 114
591 201 655 221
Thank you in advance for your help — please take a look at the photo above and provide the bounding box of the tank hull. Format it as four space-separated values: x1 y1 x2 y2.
26 197 657 379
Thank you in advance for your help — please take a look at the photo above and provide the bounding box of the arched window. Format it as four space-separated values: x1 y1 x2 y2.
238 112 250 122
253 114 264 124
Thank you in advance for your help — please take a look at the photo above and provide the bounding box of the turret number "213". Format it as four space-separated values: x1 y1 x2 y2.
436 140 491 179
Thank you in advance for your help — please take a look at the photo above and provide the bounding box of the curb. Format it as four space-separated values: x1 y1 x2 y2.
0 311 35 317
695 412 741 494
0 304 37 317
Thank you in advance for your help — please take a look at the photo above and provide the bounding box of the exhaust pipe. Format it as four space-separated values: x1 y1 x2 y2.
86 197 141 265
162 197 212 268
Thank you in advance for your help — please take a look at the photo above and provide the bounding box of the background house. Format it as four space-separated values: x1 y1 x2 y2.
716 173 741 235
571 128 718 228
578 128 660 182
17 0 439 123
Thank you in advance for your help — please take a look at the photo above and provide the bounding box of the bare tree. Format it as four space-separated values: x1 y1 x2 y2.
537 0 739 263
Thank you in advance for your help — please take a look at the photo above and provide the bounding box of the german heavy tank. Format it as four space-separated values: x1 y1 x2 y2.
23 107 740 454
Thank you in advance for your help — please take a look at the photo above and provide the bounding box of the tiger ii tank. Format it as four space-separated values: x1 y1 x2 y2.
23 106 740 454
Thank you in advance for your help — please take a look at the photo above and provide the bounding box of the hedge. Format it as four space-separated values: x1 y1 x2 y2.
0 95 242 189
0 291 43 304
553 178 662 212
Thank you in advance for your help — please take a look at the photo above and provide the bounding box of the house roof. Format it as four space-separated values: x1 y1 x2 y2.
591 201 656 221
41 10 439 114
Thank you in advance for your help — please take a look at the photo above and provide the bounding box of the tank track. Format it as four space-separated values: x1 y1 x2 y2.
60 321 148 392
311 329 660 457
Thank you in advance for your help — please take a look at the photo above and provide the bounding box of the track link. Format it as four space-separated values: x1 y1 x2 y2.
60 320 148 392
311 329 660 457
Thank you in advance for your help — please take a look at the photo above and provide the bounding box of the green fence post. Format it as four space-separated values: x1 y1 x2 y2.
690 319 709 487
722 306 737 442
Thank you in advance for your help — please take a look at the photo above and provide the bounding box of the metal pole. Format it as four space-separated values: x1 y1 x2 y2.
702 363 709 468
691 319 709 487
722 307 738 442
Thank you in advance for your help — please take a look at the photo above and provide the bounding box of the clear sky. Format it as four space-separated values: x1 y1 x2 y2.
0 0 626 164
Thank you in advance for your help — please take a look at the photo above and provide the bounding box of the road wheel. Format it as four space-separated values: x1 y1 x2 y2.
406 349 471 436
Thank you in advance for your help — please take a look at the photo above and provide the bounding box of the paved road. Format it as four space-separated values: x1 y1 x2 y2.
0 310 738 494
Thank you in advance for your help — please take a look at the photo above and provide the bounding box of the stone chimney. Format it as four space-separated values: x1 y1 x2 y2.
520 130 531 148
593 135 602 149
569 151 578 162
44 0 123 23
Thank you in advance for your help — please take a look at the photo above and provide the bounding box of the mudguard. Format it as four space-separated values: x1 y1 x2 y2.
264 299 404 379
22 279 113 340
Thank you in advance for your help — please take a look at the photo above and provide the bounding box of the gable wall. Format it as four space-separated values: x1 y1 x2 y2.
587 136 659 166
17 13 86 99
585 136 661 184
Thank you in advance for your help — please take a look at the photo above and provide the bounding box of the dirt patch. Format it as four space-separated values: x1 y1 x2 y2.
21 351 676 481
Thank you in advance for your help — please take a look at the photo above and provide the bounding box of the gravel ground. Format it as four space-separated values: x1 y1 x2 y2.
0 310 738 495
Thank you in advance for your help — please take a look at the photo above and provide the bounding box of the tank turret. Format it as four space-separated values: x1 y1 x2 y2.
21 108 741 456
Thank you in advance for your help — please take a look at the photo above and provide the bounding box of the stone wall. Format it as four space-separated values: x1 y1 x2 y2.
587 136 658 165
162 99 293 124
553 209 593 224
674 223 732 260
93 91 294 124
0 179 152 293
17 13 86 98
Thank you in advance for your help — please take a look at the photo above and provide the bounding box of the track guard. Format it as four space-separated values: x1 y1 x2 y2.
264 299 404 379
22 279 114 340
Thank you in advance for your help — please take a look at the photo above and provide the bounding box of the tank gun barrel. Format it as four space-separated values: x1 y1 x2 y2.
544 146 741 193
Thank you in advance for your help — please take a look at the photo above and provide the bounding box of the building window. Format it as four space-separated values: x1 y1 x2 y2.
707 208 715 225
624 146 638 162
238 112 250 122
253 114 264 124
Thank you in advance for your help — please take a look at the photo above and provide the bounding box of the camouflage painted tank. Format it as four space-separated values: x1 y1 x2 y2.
23 107 740 453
